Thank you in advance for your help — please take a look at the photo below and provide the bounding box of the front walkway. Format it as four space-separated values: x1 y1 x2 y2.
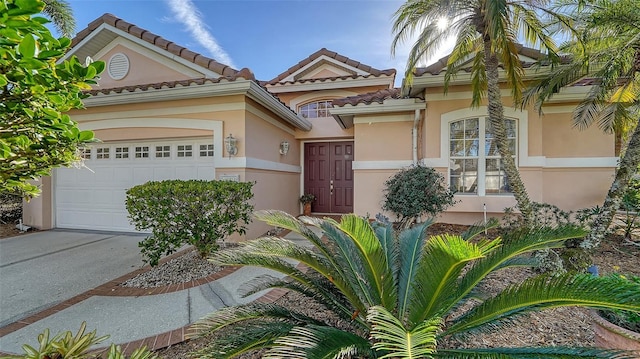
0 228 319 355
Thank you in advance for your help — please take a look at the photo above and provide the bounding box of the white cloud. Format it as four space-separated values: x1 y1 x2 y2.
164 0 236 68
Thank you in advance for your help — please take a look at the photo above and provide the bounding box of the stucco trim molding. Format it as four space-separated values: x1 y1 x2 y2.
544 157 618 168
352 160 414 170
217 157 301 173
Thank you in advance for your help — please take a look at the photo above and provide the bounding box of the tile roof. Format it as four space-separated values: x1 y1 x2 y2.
86 69 256 96
414 45 550 76
266 48 396 85
72 13 240 78
332 88 402 107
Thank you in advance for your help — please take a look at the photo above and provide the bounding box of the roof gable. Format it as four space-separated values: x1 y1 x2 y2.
267 48 396 85
66 13 239 79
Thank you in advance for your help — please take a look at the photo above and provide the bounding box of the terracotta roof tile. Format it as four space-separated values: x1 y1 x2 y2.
267 48 395 85
266 72 396 87
72 13 239 78
87 69 257 96
332 88 402 107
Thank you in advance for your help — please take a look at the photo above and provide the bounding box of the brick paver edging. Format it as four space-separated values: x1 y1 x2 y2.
0 229 299 356
0 247 239 338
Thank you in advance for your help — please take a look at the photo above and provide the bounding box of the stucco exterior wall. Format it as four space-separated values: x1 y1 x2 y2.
95 44 195 89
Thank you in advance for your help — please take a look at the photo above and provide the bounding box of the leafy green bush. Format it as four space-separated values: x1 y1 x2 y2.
382 165 456 228
126 180 254 266
190 211 639 359
0 321 157 359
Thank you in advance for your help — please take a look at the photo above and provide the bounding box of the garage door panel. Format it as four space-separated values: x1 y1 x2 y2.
55 139 215 232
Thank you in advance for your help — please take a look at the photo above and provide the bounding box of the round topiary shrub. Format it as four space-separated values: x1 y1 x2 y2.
382 165 456 228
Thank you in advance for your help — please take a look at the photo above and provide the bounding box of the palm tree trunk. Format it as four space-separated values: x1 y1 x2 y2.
483 40 534 224
581 121 640 249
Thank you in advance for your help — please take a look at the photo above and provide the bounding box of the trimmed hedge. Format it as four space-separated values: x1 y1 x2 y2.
126 180 254 266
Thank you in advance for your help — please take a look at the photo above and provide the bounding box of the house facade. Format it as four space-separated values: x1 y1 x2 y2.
23 14 616 239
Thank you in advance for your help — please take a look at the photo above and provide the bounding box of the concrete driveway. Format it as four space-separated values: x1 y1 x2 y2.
0 230 147 327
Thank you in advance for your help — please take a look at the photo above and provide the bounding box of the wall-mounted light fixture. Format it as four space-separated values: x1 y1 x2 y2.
279 140 290 155
224 133 238 158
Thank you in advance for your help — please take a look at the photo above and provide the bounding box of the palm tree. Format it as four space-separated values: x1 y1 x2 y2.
189 211 640 358
526 0 640 250
391 0 567 224
42 0 75 37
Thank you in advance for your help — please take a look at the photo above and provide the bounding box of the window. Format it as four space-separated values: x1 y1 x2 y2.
96 147 109 159
449 117 516 195
298 100 332 118
80 148 91 160
135 146 149 158
155 145 171 158
199 144 214 157
115 147 129 159
177 145 193 158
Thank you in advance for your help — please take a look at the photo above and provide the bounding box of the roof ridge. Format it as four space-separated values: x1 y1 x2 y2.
71 13 240 78
267 48 395 85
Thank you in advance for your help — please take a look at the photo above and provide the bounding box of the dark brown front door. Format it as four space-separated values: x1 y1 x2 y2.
304 142 354 213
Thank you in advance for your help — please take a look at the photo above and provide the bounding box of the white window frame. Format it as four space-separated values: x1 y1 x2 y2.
134 146 150 159
115 146 129 159
155 145 171 158
96 147 110 160
297 100 333 119
199 144 214 157
449 117 517 196
439 107 529 197
177 144 193 158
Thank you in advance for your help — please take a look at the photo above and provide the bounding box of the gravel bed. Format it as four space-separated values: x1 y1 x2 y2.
120 250 221 288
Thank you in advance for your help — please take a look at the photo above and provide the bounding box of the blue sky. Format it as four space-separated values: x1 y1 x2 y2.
63 0 454 86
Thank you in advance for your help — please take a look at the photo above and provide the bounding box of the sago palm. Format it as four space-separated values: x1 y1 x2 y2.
391 0 570 223
190 211 640 358
525 0 640 250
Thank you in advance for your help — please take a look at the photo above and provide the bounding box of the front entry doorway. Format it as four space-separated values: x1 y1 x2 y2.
304 141 354 214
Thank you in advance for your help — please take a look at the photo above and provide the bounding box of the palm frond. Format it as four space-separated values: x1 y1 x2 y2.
436 346 638 358
238 274 365 327
444 274 640 336
460 217 499 241
193 321 294 359
189 303 321 338
368 305 442 359
253 210 331 258
397 221 431 321
264 325 373 359
409 234 487 324
322 215 397 309
452 225 586 315
42 0 75 37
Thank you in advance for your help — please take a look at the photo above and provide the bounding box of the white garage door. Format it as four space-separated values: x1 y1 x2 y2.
55 139 216 232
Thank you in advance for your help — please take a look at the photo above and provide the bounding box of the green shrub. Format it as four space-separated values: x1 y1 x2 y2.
126 180 254 266
382 165 456 228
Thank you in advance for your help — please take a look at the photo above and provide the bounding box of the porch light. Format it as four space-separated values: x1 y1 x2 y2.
224 133 238 158
279 140 290 155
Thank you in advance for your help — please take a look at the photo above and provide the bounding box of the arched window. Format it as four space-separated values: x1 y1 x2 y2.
298 100 333 119
449 117 517 195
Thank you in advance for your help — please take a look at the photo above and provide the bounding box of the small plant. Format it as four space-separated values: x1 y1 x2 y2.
382 165 456 228
0 322 157 359
126 179 254 266
599 273 640 332
299 193 315 204
616 182 640 241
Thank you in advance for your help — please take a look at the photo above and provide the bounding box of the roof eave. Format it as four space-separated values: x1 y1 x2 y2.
330 98 425 129
81 80 312 131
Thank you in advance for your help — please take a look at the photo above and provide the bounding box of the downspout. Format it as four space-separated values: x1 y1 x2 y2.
412 108 422 165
